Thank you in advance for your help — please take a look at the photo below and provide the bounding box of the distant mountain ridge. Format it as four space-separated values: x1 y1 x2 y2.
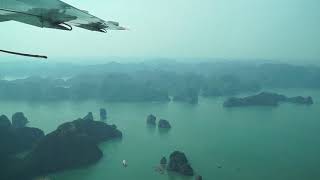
0 61 320 102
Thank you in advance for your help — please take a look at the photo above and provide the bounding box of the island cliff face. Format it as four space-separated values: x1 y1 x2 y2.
0 114 44 157
146 114 157 125
0 114 45 180
0 115 11 129
224 92 313 107
100 108 107 121
21 118 122 178
167 151 194 176
21 130 103 178
12 112 29 128
158 119 171 129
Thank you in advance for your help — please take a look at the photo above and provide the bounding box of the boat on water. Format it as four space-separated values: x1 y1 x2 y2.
122 160 128 167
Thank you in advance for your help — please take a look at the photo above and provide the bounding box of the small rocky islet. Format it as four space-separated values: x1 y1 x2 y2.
158 151 194 176
146 114 172 129
100 108 107 121
155 151 197 178
224 92 314 107
0 110 122 180
146 114 157 125
158 119 171 129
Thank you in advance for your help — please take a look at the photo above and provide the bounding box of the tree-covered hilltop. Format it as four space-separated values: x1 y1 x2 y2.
0 61 320 102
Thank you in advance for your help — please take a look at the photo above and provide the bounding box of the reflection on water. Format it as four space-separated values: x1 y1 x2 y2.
158 127 171 135
146 124 157 134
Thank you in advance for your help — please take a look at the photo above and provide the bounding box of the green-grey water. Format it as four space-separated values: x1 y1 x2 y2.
1 89 320 180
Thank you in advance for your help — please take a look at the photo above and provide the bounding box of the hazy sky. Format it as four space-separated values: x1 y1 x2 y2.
0 0 320 62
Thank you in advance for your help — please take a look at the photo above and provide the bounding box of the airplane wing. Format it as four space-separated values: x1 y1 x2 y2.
0 0 126 32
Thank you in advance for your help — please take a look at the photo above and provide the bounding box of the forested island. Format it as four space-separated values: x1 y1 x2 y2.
224 92 314 107
0 112 122 180
0 61 319 103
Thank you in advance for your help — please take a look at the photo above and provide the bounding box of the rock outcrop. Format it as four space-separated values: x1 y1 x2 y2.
12 112 29 128
158 119 171 129
147 114 156 125
224 92 314 107
83 112 94 121
0 115 11 129
160 156 167 166
100 108 107 121
167 151 194 176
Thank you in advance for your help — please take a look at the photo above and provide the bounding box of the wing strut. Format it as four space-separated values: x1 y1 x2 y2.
0 49 47 59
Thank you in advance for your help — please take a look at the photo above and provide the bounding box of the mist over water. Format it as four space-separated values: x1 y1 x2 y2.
0 60 319 180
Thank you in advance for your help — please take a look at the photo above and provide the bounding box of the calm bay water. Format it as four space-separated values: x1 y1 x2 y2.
1 89 320 180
